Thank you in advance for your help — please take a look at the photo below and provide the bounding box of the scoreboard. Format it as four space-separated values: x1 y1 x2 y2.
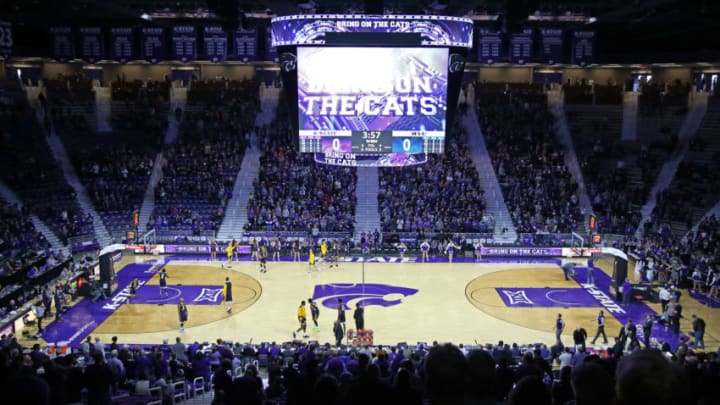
301 130 433 155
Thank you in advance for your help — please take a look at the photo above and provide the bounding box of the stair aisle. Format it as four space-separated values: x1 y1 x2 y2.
621 91 639 141
462 108 517 243
94 86 112 133
216 85 280 240
547 90 593 234
44 130 113 246
635 93 709 239
353 167 381 239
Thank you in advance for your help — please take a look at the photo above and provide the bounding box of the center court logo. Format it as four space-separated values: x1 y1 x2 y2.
312 283 418 310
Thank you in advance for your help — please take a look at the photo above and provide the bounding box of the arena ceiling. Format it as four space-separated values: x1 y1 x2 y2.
1 0 718 62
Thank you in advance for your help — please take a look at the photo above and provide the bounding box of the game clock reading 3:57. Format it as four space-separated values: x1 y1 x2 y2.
349 131 424 154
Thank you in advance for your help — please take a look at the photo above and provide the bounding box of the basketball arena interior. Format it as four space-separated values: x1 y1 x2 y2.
0 0 719 404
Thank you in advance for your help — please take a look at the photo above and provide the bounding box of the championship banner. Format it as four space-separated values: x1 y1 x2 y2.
509 29 533 64
141 27 166 63
0 21 12 58
78 27 104 63
171 26 197 62
571 31 595 67
110 27 134 63
203 26 227 62
477 29 502 64
539 28 563 65
50 27 75 62
271 14 474 48
233 27 257 62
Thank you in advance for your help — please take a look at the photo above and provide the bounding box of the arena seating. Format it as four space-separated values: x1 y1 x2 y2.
147 80 256 239
110 80 169 136
476 84 582 234
0 335 715 405
60 132 160 237
0 91 93 244
377 120 490 239
0 197 51 270
245 119 357 234
652 103 720 236
639 81 691 116
43 74 96 135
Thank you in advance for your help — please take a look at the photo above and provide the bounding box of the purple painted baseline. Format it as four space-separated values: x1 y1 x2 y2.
572 263 688 349
41 262 163 347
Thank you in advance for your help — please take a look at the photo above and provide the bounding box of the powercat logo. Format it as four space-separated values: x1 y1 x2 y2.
312 283 418 310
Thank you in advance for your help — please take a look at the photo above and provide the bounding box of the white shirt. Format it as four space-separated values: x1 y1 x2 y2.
659 288 671 301
558 351 572 369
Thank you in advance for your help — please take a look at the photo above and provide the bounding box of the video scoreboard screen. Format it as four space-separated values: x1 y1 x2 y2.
297 47 448 154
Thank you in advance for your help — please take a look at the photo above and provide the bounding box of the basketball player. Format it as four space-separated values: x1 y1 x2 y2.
397 241 407 260
320 239 328 265
209 239 217 261
309 298 320 332
223 277 233 314
445 239 460 263
337 298 346 334
292 239 300 262
420 240 430 262
295 300 308 339
250 237 258 261
232 239 240 262
308 248 316 275
259 245 268 273
225 242 234 268
129 278 139 303
178 298 188 332
474 240 483 262
159 268 168 296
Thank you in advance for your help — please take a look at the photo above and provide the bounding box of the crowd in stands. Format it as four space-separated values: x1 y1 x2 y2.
563 82 623 105
110 79 169 136
653 158 720 231
0 333 718 405
0 199 50 267
0 93 93 244
246 120 357 234
64 135 159 234
476 84 582 234
43 74 96 134
639 80 692 115
377 120 490 236
633 214 720 293
147 80 258 237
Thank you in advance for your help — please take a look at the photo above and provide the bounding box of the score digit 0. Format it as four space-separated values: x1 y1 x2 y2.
332 138 341 151
403 138 411 152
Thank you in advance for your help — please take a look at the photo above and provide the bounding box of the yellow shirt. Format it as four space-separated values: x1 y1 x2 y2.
320 242 328 256
226 244 233 256
309 250 315 264
297 305 306 319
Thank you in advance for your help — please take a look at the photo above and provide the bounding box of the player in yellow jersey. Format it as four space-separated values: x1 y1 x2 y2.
224 242 233 268
308 248 316 275
320 239 328 258
294 300 308 339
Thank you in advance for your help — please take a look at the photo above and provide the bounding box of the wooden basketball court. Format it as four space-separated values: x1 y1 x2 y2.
26 255 719 351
